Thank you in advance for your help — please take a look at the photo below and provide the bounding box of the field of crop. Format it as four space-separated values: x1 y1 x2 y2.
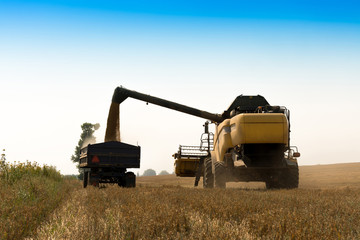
0 161 76 239
18 162 359 239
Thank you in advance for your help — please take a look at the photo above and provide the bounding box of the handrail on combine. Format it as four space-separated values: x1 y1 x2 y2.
173 145 212 159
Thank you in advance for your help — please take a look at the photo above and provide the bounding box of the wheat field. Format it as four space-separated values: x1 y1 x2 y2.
25 163 360 239
0 161 75 239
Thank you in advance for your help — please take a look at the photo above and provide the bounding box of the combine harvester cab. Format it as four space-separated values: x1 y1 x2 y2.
79 141 140 188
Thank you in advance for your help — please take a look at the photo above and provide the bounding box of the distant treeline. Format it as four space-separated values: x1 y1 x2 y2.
140 169 172 176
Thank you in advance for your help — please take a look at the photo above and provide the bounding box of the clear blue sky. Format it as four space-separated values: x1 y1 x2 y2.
1 0 359 175
2 0 360 22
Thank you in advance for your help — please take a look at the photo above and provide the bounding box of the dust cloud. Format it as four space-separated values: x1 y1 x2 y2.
81 136 96 148
81 123 100 148
105 102 121 142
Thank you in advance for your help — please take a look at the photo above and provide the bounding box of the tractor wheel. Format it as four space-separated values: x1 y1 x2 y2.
83 171 88 188
214 161 226 189
203 157 214 188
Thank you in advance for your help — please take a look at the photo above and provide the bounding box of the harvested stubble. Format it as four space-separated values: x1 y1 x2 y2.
31 185 360 239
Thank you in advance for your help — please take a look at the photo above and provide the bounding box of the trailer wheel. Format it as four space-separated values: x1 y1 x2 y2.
118 180 125 187
265 180 278 189
89 174 99 188
125 172 136 188
214 161 226 188
203 157 214 188
83 171 88 188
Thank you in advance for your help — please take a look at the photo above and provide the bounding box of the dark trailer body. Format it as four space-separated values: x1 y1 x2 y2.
79 141 140 188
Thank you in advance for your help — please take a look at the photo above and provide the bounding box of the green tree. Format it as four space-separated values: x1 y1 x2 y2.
1 149 5 164
142 169 156 176
158 170 170 175
0 149 6 177
71 123 99 179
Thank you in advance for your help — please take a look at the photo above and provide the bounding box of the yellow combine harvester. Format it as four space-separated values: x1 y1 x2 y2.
112 86 300 189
